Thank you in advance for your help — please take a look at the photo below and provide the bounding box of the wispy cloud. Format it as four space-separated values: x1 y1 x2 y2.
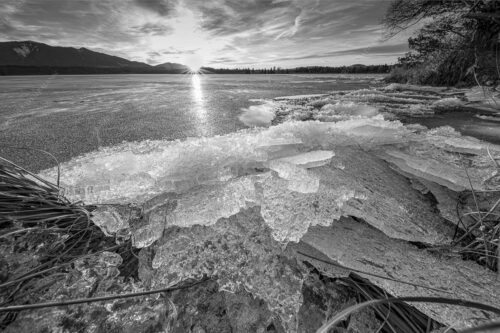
0 0 410 66
133 0 179 17
130 22 173 36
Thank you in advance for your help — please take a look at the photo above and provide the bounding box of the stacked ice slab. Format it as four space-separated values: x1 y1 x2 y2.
39 117 410 205
39 116 499 245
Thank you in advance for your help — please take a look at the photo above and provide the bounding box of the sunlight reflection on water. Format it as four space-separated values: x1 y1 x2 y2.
191 74 208 136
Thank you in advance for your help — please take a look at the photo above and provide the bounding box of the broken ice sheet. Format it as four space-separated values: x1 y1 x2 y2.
255 172 355 243
133 145 454 247
267 160 320 194
255 137 303 159
380 135 499 192
319 102 379 119
273 150 335 168
300 217 500 329
381 150 472 191
132 168 353 245
419 126 500 155
166 177 258 229
91 205 132 238
38 118 410 205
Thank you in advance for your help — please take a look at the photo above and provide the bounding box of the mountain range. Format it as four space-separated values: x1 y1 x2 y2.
0 41 190 75
0 40 392 75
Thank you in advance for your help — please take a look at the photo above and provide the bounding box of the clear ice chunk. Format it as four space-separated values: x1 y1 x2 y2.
166 177 258 229
273 150 335 169
266 160 320 194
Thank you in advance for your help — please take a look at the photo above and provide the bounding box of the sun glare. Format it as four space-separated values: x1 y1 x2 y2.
185 54 204 73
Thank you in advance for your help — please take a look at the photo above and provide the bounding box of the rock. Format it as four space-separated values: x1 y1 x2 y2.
293 216 500 329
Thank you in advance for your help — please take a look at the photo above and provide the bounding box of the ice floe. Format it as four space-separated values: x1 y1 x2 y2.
238 100 277 127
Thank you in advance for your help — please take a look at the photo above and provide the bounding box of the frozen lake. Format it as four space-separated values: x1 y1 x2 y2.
0 74 380 171
0 73 498 172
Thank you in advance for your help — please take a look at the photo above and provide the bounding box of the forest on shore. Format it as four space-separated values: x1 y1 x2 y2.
0 64 393 76
384 0 500 86
201 64 392 74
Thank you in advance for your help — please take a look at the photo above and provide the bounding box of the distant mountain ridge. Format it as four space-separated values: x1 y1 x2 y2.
0 41 188 75
0 40 391 75
0 41 151 68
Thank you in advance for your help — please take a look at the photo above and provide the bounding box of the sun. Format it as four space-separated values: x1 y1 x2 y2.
184 54 204 73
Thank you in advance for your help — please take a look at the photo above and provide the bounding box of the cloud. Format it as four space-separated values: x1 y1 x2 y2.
131 22 173 36
0 0 412 66
161 48 198 55
133 0 179 16
0 17 14 33
275 11 303 40
272 43 410 62
191 0 301 37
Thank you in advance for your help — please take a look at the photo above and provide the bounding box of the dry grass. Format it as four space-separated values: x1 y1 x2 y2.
339 273 443 333
0 156 138 329
452 153 500 272
317 294 500 333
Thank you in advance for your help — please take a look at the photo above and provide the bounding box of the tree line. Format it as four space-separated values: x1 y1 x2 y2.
202 64 393 74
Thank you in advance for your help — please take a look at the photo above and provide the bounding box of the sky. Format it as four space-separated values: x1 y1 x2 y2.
0 0 412 69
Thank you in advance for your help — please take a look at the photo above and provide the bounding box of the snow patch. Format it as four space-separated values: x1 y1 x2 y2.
13 44 31 58
431 97 464 110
